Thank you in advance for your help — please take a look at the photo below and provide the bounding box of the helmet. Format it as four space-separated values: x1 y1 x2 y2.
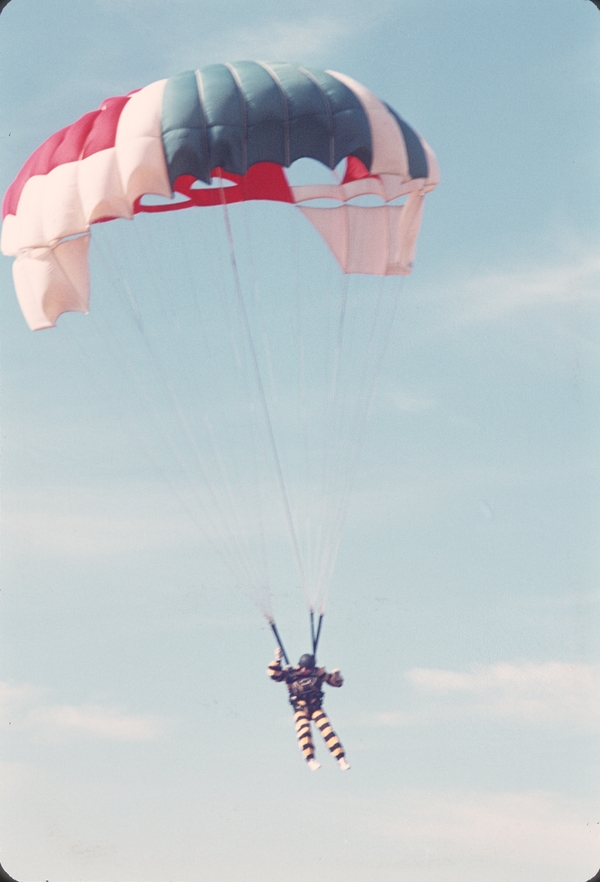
298 653 315 669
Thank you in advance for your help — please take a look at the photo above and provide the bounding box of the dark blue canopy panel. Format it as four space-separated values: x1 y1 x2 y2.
161 61 374 186
383 103 428 181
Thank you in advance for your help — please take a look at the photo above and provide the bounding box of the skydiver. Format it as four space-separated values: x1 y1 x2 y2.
268 647 350 771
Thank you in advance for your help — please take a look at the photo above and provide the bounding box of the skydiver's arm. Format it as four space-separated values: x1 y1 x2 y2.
268 647 287 682
324 668 344 687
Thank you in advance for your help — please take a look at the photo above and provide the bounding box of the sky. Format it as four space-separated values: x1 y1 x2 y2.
1 1 600 881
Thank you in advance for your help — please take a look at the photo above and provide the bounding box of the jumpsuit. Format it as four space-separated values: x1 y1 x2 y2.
268 657 346 764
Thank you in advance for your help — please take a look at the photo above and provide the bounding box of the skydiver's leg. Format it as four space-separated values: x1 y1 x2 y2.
294 707 316 763
311 708 347 763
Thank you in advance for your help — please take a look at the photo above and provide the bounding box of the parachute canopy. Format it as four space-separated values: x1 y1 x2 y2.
2 61 438 330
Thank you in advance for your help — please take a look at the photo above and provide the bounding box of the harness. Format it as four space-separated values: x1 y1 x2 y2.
287 670 324 710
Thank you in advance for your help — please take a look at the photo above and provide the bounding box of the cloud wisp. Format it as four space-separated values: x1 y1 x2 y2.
210 15 356 65
459 253 600 324
352 786 600 877
1 680 168 742
169 4 385 71
27 704 166 742
374 660 600 730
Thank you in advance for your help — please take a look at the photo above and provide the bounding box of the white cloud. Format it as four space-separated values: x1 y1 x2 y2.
353 788 600 877
374 661 600 730
4 507 197 557
0 680 168 742
212 16 356 65
432 660 600 727
461 254 600 323
0 679 41 709
0 760 36 792
28 704 165 742
380 386 437 414
169 9 377 71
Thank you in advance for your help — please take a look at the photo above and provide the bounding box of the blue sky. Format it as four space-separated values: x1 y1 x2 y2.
1 2 599 881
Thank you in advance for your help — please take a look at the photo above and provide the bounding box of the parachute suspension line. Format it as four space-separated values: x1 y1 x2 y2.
162 209 276 617
310 608 324 658
220 196 308 597
269 619 290 666
298 267 347 613
330 276 350 402
92 227 266 594
126 221 270 594
67 306 243 580
61 318 214 543
317 303 383 601
285 208 351 613
200 413 269 590
159 215 274 613
308 276 399 614
312 294 355 608
235 205 281 614
314 612 324 656
290 220 317 611
138 221 275 600
311 273 350 610
95 249 234 576
316 278 402 609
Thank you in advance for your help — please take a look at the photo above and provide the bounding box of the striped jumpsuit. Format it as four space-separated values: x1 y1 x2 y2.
268 657 346 764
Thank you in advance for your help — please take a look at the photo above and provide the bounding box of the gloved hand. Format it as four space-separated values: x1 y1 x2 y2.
274 646 283 662
330 668 344 686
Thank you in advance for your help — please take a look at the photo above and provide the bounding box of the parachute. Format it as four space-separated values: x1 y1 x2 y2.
2 62 438 330
2 62 438 645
